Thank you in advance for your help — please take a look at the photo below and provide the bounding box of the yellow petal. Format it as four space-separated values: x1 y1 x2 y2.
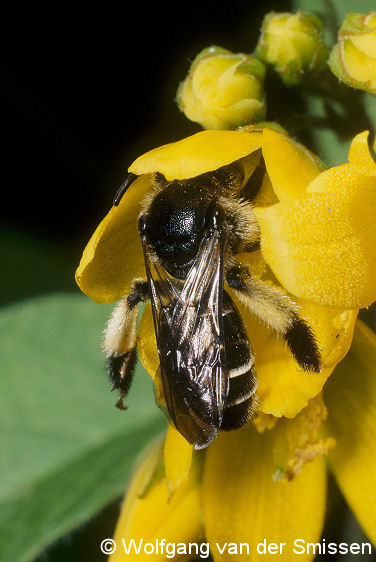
129 130 262 180
110 437 204 562
342 38 376 92
164 424 193 499
179 78 219 129
235 249 265 278
299 302 357 370
348 130 376 177
210 98 265 130
138 305 167 409
350 29 376 58
138 304 159 377
256 343 331 419
324 320 376 545
203 424 326 561
306 162 359 193
261 128 322 201
75 175 151 303
251 169 279 207
192 55 237 106
255 169 376 308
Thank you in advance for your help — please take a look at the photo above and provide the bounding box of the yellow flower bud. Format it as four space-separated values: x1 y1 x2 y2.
329 11 376 94
177 46 266 129
255 11 328 86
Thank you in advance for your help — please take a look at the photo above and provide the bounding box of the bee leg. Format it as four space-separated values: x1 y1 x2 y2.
102 281 150 409
226 265 321 373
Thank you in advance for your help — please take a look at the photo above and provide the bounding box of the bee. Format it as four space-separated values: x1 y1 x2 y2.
102 156 321 450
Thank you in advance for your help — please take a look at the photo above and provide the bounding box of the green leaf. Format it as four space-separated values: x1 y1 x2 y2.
0 293 166 562
292 0 376 24
0 227 76 305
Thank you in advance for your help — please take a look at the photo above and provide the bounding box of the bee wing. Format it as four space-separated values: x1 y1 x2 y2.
142 228 229 449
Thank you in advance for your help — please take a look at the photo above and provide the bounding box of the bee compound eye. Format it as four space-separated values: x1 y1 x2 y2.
205 202 225 231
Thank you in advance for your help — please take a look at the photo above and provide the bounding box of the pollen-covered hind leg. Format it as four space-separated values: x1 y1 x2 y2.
226 265 321 373
103 281 150 409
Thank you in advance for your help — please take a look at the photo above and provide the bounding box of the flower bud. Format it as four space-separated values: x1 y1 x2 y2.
329 11 376 94
177 46 266 129
255 11 328 86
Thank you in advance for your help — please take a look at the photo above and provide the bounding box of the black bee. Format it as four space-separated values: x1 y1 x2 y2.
103 159 321 449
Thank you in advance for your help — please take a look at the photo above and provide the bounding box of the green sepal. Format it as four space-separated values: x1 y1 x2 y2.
190 45 231 68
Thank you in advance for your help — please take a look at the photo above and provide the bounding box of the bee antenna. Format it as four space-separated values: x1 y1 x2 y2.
113 173 139 206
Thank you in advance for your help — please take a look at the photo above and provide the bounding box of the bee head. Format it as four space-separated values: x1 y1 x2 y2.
139 176 215 278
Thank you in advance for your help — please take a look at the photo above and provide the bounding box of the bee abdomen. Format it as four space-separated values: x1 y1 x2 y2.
221 364 257 430
221 292 257 431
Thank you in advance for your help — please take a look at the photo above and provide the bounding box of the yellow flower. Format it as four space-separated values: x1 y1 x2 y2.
76 128 376 559
255 11 328 86
329 11 376 95
177 46 266 129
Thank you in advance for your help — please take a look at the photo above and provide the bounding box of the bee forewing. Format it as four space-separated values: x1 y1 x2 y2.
142 228 229 449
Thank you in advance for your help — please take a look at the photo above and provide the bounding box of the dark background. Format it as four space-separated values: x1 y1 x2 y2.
3 3 373 561
1 2 289 269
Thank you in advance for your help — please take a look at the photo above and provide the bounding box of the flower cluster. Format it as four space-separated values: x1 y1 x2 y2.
177 10 330 129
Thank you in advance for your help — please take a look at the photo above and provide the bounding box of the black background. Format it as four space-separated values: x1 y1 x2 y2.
2 2 289 253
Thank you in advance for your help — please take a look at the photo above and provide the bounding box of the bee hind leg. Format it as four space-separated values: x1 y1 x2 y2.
226 265 321 373
107 351 138 410
282 314 321 373
103 281 150 409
